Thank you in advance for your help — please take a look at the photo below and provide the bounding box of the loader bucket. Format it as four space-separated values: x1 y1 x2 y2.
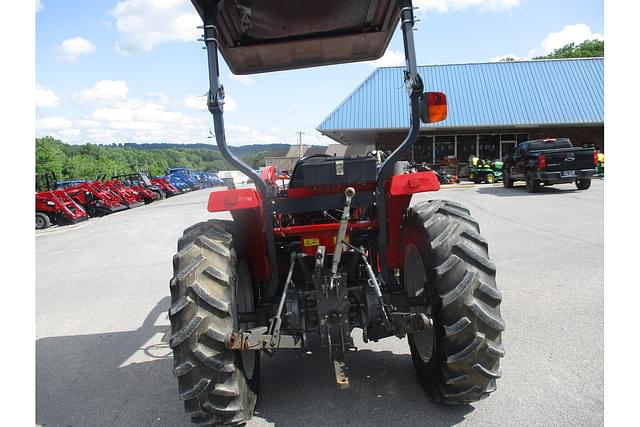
191 0 402 74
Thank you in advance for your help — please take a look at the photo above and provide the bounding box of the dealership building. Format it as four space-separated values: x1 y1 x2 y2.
317 58 603 172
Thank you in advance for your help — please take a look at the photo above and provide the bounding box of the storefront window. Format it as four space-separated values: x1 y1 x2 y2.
479 134 499 160
413 136 434 163
457 135 477 163
435 136 455 163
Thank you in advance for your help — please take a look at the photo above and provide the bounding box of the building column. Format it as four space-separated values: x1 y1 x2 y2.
432 139 436 164
454 135 458 160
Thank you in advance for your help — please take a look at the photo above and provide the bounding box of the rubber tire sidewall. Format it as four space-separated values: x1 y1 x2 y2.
576 178 591 190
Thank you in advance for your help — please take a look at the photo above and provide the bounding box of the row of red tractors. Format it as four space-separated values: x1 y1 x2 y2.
35 172 181 230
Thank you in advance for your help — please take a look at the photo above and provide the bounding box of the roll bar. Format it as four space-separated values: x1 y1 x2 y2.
200 0 422 295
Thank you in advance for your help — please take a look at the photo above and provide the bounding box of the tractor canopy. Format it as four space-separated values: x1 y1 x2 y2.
191 0 402 74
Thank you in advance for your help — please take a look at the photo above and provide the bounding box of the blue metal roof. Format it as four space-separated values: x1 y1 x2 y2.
318 58 604 133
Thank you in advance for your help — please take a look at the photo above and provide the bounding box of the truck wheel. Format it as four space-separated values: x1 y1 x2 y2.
525 172 540 193
575 179 591 190
36 212 51 230
169 219 259 426
402 200 505 404
502 172 513 188
485 174 495 184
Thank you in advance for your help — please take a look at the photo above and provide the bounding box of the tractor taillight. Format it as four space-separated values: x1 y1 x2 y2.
538 154 546 170
593 150 598 167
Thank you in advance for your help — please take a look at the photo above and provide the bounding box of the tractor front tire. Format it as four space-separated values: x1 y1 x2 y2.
485 173 496 184
402 200 505 404
36 212 51 230
169 219 259 426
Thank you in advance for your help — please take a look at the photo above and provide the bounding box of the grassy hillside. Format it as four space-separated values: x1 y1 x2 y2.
36 137 317 188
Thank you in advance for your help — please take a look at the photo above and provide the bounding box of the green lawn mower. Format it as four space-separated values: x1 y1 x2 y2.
469 159 503 184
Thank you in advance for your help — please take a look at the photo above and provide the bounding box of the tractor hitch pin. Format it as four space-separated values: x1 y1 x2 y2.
329 187 356 290
267 252 297 348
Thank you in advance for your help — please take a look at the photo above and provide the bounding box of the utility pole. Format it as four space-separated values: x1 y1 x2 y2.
296 131 305 159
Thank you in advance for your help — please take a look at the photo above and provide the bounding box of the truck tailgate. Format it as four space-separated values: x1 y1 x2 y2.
535 148 594 173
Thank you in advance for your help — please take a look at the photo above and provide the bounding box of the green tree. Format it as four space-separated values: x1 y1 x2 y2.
534 39 604 60
35 136 65 181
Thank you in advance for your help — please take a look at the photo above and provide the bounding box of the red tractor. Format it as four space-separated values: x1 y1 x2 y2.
44 173 127 217
111 176 159 204
95 175 144 209
151 177 181 197
36 189 88 230
168 1 504 426
142 172 181 197
113 172 165 202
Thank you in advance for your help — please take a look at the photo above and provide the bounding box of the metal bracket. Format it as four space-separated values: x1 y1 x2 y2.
390 312 432 338
226 326 303 351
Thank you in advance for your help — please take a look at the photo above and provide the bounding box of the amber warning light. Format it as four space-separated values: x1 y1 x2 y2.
419 92 448 124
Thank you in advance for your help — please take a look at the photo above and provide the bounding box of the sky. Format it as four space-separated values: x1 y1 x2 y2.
35 0 604 147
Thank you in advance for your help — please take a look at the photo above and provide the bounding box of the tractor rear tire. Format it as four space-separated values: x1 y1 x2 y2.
36 212 51 230
169 219 259 426
402 200 505 404
575 178 591 190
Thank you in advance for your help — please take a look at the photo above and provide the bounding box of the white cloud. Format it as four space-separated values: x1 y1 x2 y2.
366 49 405 67
183 95 205 111
228 74 256 86
36 0 44 13
37 116 72 130
416 0 520 13
540 24 604 54
57 37 96 62
224 96 237 111
36 82 264 145
38 87 209 144
184 94 237 111
226 124 281 146
74 80 129 105
36 85 60 108
112 0 200 55
491 24 603 61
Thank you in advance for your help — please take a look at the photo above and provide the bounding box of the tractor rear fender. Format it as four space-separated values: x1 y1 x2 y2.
207 189 270 283
386 171 440 267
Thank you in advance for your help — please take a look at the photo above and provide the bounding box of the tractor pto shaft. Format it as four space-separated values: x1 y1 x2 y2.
330 187 356 289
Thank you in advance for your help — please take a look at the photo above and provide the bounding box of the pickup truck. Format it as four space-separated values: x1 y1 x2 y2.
502 138 597 192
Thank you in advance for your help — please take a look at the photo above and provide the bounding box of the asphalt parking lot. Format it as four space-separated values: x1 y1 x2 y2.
36 179 603 426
